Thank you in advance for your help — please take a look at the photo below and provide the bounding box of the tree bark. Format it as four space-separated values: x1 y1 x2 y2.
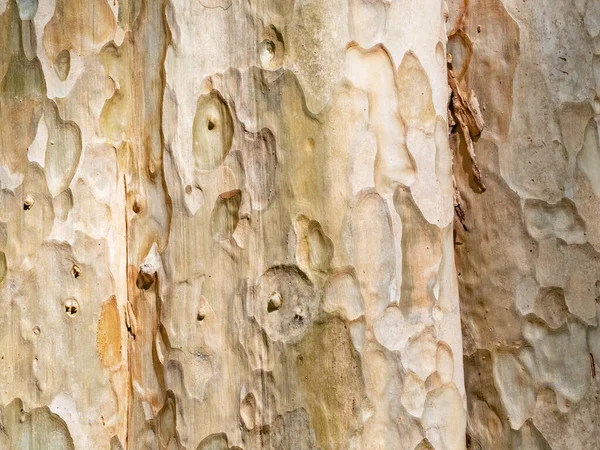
0 0 598 449
448 0 600 448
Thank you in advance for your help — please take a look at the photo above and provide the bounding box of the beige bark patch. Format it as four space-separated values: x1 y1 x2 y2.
96 295 122 369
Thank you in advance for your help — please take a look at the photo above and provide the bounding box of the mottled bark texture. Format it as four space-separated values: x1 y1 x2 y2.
0 0 596 449
448 0 600 448
0 0 462 448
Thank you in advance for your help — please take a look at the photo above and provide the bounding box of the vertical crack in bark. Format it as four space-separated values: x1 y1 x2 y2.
448 59 486 192
110 0 173 446
123 173 132 450
447 54 486 231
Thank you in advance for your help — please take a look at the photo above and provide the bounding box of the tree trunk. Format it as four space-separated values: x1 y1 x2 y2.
0 0 597 449
448 0 600 448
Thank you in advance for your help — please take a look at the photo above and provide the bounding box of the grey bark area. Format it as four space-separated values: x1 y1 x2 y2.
0 0 597 449
448 0 600 448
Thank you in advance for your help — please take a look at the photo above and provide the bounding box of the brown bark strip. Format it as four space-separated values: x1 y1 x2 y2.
448 0 470 37
453 175 468 231
125 301 137 339
449 103 468 231
448 59 486 192
448 29 474 82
